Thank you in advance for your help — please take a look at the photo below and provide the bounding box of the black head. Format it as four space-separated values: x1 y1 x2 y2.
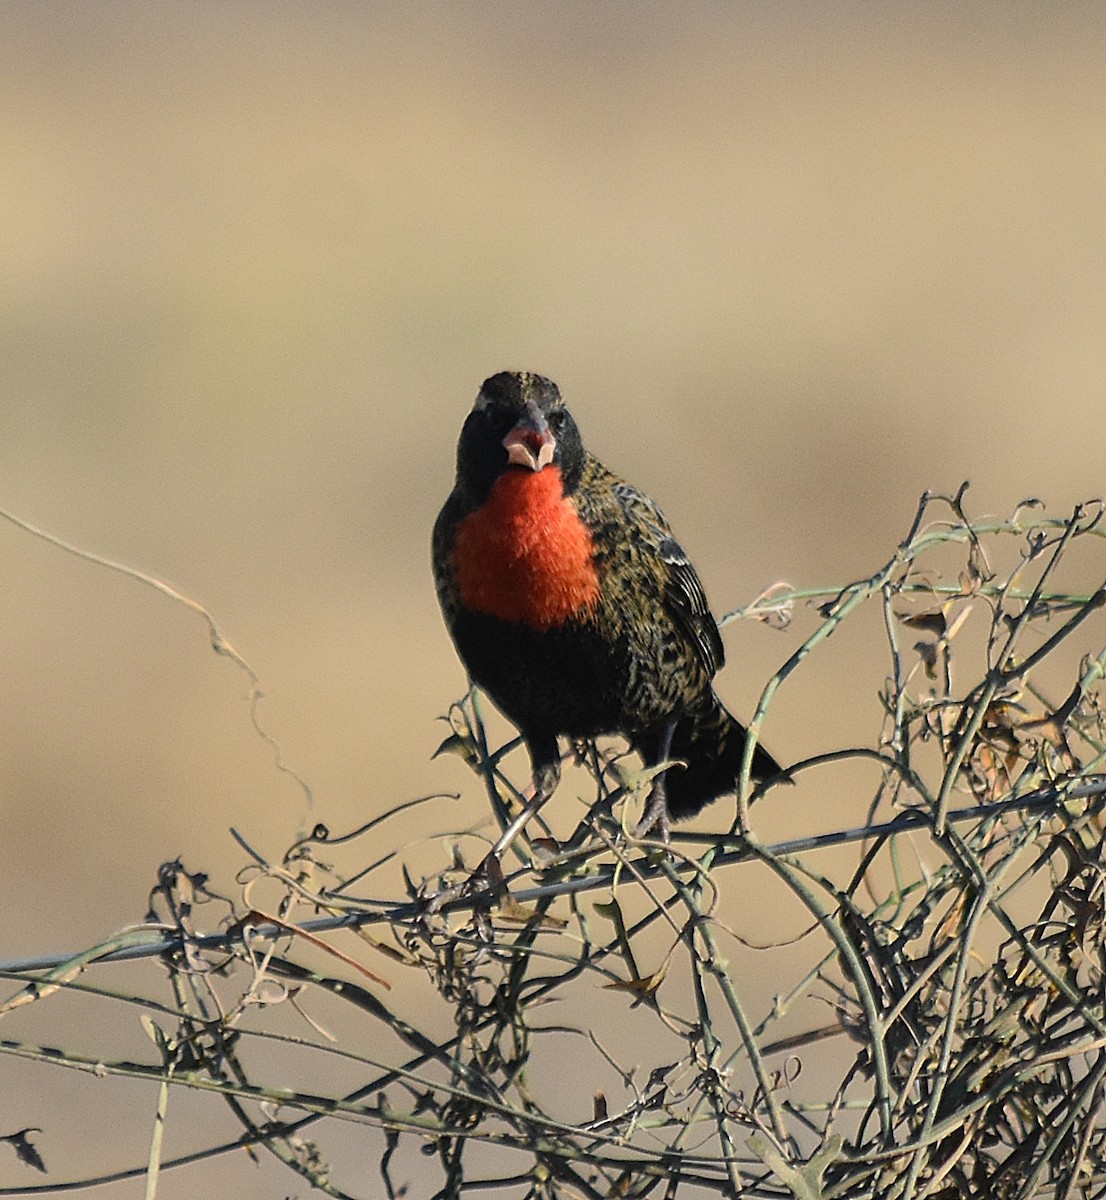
454 371 586 503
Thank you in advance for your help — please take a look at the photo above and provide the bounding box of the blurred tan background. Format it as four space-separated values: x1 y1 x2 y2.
3 2 1106 1194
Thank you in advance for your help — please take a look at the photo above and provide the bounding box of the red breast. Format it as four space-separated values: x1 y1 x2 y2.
452 466 600 631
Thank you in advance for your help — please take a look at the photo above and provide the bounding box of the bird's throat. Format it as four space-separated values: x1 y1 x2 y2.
453 467 600 631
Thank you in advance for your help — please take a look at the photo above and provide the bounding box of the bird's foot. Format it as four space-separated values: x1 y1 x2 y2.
487 759 560 861
632 722 677 842
424 851 506 915
633 782 671 843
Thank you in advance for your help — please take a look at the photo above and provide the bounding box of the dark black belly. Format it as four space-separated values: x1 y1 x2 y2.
449 609 632 741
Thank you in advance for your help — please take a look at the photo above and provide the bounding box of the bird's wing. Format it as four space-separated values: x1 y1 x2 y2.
659 535 726 677
610 480 726 679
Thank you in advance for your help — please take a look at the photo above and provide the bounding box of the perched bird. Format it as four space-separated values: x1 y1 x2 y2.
432 370 783 838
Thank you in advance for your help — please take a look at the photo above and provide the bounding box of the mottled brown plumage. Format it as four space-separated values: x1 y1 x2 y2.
433 371 782 830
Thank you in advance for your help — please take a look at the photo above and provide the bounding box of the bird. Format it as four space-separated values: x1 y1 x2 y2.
432 370 783 842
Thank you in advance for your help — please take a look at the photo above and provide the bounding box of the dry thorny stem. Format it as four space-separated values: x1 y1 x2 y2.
5 486 1106 1198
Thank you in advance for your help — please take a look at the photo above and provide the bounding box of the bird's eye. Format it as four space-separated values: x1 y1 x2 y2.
548 409 568 432
485 405 515 434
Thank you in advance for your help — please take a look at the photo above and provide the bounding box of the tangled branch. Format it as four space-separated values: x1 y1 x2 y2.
4 487 1106 1199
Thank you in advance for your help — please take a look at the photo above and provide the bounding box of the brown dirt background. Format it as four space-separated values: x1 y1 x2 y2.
3 4 1106 1195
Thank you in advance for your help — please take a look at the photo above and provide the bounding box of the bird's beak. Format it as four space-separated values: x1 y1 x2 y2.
502 401 555 471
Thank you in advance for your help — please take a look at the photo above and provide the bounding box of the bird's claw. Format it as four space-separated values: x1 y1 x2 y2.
633 786 672 843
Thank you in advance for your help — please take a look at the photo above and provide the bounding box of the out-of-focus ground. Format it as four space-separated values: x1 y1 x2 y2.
3 3 1106 1194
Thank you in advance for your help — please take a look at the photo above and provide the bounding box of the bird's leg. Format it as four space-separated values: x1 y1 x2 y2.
634 719 676 840
427 753 560 914
486 750 560 862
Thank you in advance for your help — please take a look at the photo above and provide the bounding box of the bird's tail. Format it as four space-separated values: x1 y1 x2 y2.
632 692 785 820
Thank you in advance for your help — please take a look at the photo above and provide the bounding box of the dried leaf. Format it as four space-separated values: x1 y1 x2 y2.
914 639 941 680
972 746 1001 800
432 732 479 765
898 609 948 637
350 932 419 966
610 758 684 797
983 699 1027 732
595 897 643 983
959 567 981 596
140 1015 171 1054
967 536 993 584
2 1129 46 1174
646 1063 678 1090
480 853 506 890
496 892 567 927
529 837 561 864
604 970 665 995
1013 683 1083 770
1021 683 1082 740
